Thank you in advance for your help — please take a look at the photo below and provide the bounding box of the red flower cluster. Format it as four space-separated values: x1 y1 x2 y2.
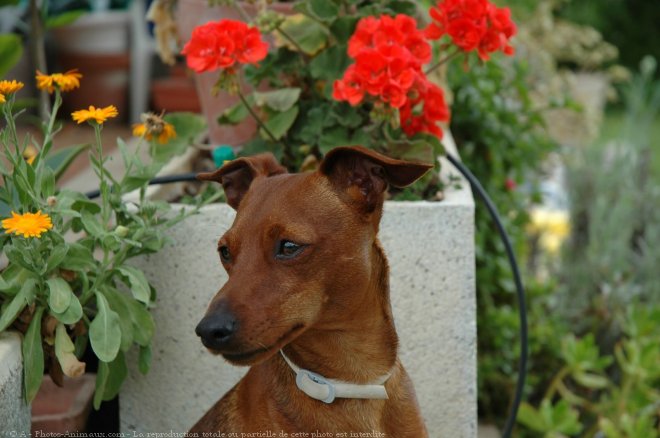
333 15 449 138
182 19 268 73
425 0 516 60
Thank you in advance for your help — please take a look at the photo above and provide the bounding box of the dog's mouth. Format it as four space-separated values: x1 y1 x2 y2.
218 324 306 365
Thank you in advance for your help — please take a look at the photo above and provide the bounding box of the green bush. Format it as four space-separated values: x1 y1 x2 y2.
448 55 559 422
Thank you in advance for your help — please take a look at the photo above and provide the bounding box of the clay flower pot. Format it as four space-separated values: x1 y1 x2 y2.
175 0 294 146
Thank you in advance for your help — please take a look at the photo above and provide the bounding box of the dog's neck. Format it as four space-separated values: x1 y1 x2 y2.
280 241 398 384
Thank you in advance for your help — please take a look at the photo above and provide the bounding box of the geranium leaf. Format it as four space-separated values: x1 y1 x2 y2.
253 88 301 112
263 106 299 140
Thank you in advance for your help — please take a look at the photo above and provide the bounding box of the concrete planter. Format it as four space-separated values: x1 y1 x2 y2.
0 332 31 434
120 152 476 436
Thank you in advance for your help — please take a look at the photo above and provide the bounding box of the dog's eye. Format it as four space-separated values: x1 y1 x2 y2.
276 240 303 259
219 245 231 262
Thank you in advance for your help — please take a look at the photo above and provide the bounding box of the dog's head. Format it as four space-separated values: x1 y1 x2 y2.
194 146 432 365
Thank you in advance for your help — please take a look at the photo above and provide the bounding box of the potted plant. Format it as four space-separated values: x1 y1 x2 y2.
119 0 516 435
0 71 209 428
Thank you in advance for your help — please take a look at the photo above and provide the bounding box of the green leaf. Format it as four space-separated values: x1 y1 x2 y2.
318 126 351 154
116 266 150 304
5 245 34 271
263 106 299 140
0 278 35 331
80 210 105 237
280 15 329 55
93 352 128 409
0 33 23 78
103 288 135 352
254 88 301 112
309 45 352 81
45 245 69 273
45 144 90 181
46 278 74 314
59 242 97 271
45 10 86 29
138 344 152 375
329 17 357 44
517 402 546 432
240 138 284 162
126 299 155 346
51 295 83 325
573 371 610 389
22 306 45 403
0 0 21 6
218 95 254 125
89 293 121 363
308 0 338 22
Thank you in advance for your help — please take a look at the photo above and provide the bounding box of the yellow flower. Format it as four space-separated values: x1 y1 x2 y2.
132 112 177 144
36 69 82 93
71 105 119 125
2 211 53 238
0 80 24 95
0 94 5 104
23 145 38 165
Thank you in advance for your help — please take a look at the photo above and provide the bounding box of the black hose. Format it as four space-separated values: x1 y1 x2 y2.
445 153 528 438
85 172 198 199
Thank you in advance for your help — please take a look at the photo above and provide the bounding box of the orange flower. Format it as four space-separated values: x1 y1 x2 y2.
2 211 53 238
36 70 82 93
132 113 177 144
71 105 118 125
0 80 24 95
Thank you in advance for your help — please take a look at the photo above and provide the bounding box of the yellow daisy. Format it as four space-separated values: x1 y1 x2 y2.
2 211 53 238
0 80 24 95
132 120 177 144
36 69 82 93
71 105 119 125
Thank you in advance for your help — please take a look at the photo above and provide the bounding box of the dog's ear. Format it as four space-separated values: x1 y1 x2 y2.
197 153 287 209
319 146 433 213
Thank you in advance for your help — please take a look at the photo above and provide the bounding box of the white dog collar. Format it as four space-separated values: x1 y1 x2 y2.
279 350 391 404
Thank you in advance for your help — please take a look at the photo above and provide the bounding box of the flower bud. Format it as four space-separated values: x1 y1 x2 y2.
47 196 57 207
114 225 129 237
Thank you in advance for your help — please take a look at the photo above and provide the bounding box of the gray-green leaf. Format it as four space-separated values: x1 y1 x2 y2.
51 296 83 325
0 278 35 331
89 293 121 363
46 278 74 314
117 266 151 304
22 306 45 403
263 106 299 140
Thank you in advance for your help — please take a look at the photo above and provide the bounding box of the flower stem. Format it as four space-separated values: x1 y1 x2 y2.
41 90 62 158
92 124 111 226
237 89 281 147
276 26 307 57
425 49 462 75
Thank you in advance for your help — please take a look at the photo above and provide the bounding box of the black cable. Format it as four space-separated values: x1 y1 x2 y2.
83 161 528 436
85 172 198 199
445 153 528 438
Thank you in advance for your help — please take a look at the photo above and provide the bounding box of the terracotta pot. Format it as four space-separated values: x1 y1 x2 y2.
58 52 130 121
151 66 201 113
31 374 96 433
175 0 295 146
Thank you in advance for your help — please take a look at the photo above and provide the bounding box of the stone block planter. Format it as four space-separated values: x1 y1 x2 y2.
120 150 476 436
0 332 30 435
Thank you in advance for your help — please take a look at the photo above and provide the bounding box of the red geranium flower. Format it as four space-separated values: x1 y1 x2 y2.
426 0 516 60
400 79 450 138
182 19 268 73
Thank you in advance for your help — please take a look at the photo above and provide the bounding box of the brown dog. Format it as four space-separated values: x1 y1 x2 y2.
190 146 431 436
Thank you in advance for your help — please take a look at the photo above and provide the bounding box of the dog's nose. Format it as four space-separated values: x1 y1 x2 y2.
195 310 238 349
